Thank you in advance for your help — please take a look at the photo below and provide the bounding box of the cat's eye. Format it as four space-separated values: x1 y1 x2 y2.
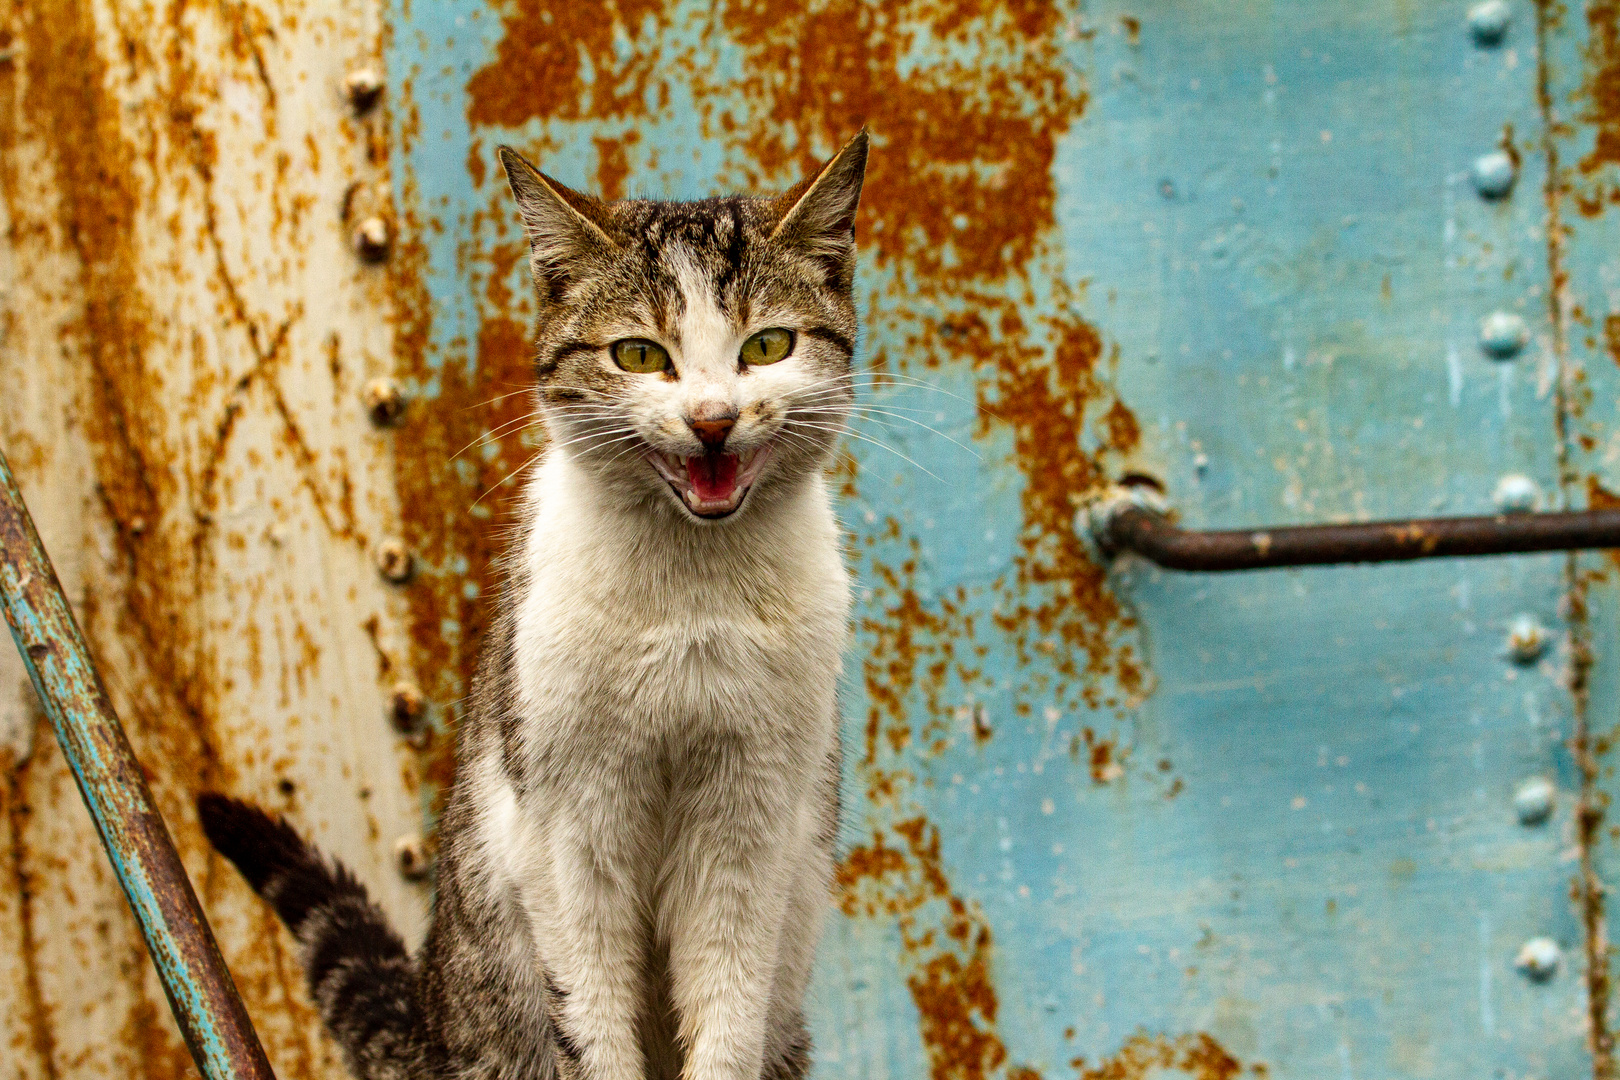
740 328 794 367
611 338 671 374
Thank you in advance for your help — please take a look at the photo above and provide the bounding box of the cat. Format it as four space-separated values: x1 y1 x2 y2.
198 128 869 1080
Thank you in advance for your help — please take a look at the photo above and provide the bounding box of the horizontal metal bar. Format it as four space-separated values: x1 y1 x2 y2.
0 448 277 1080
1094 502 1620 572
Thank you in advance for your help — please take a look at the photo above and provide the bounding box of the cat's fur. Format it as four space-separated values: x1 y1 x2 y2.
198 130 868 1080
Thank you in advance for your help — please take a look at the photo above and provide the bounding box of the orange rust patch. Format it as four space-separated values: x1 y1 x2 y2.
1577 0 1620 213
1071 1032 1260 1080
1588 477 1620 571
388 218 538 801
594 133 638 201
1605 312 1620 367
838 816 1028 1080
466 0 669 128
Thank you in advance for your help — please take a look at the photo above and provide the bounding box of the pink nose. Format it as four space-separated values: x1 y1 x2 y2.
689 417 734 447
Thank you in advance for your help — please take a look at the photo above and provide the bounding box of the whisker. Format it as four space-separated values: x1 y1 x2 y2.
470 450 544 511
845 408 980 460
450 413 543 461
460 386 537 412
784 419 944 483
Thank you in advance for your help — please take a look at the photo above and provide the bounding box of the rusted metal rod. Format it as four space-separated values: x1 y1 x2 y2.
0 449 276 1080
1095 502 1620 572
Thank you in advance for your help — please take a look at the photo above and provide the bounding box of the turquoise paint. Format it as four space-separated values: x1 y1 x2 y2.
388 2 1604 1076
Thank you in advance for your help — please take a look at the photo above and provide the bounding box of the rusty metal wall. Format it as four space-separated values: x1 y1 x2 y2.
0 2 426 1078
12 1 1620 1079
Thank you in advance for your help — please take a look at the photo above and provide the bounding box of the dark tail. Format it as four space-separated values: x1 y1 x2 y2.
197 793 423 1080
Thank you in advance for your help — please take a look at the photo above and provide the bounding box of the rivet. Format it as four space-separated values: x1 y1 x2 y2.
363 377 406 426
344 67 384 111
1479 310 1529 358
1471 150 1516 199
353 216 391 262
1492 473 1540 514
389 681 426 736
1468 0 1511 45
1514 936 1560 981
1506 614 1549 664
375 539 413 583
394 834 431 880
1513 776 1555 825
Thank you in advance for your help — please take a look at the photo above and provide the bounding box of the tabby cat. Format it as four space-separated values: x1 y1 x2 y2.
199 129 869 1080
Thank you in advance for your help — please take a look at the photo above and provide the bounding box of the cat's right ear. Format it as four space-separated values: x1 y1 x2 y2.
498 145 617 300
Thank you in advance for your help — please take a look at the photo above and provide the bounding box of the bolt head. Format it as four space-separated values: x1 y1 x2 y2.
344 67 384 111
1468 0 1511 45
1513 776 1555 825
389 681 426 733
375 539 413 583
1514 936 1560 981
394 834 432 880
363 377 406 426
1479 310 1529 358
1507 614 1549 664
1492 473 1540 514
1472 150 1516 199
354 216 391 262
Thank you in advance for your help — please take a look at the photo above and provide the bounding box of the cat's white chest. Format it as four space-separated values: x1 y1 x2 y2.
510 459 847 745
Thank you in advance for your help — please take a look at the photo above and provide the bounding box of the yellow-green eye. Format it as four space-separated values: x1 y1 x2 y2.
610 338 670 374
740 328 794 366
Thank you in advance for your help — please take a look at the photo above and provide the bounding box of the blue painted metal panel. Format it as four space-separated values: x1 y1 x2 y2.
385 2 1601 1077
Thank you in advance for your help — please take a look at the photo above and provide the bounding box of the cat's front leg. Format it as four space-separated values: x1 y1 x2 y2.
659 739 810 1080
522 787 656 1080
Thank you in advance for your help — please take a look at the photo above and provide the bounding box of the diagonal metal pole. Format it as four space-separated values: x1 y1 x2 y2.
0 447 276 1080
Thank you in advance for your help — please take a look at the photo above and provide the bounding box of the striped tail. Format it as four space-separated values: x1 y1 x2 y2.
197 793 424 1080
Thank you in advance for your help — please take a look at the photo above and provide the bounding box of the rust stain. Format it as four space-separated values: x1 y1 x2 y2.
386 194 538 806
1588 477 1620 571
1 1 383 1076
1071 1032 1261 1080
838 816 1023 1080
594 133 638 201
466 0 669 129
3 751 61 1080
1578 0 1620 214
1078 728 1125 785
1543 0 1619 1068
1605 311 1620 367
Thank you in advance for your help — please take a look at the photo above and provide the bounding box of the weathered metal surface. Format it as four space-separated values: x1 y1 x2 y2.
1536 0 1620 1067
374 1 1611 1078
0 1 424 1077
1096 501 1620 570
11 0 1620 1078
0 449 276 1080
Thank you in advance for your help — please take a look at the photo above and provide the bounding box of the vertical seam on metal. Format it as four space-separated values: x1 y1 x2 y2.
1534 1 1614 1073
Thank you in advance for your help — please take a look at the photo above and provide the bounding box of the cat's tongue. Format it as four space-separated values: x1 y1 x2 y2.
687 452 740 501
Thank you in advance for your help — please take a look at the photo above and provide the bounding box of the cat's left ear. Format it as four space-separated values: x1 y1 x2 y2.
498 145 618 300
769 129 869 263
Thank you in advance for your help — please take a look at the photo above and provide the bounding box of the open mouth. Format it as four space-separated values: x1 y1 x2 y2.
648 445 772 518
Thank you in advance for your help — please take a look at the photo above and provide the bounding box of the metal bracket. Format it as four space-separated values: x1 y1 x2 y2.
1086 486 1620 572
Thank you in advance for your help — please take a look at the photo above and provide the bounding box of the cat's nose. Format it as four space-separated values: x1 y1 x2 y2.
688 416 735 448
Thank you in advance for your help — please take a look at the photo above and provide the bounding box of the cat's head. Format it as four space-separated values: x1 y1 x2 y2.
498 133 867 523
